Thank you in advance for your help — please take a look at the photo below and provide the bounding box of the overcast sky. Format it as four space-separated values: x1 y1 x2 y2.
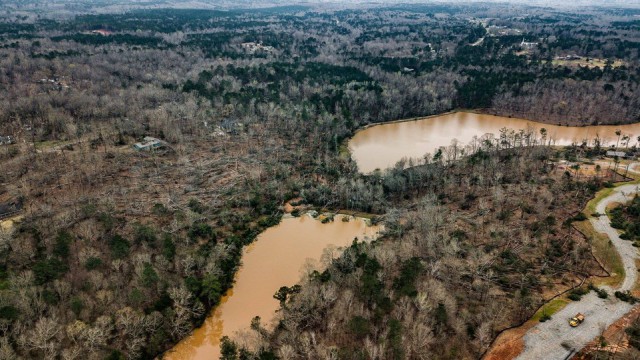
355 0 634 7
3 0 639 14
223 0 640 9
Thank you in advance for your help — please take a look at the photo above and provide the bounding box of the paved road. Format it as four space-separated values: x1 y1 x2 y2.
517 182 640 360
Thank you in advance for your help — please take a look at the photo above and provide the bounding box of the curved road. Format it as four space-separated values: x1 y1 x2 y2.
517 181 640 360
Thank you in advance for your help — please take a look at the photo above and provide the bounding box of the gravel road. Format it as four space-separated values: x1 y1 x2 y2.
517 182 640 360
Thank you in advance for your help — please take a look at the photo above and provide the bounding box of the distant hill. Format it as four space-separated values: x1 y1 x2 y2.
0 0 639 16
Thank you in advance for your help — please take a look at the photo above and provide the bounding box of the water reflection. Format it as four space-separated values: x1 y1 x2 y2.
165 214 380 359
349 112 640 173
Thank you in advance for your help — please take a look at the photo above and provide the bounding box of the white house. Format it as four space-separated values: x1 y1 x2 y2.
606 150 627 158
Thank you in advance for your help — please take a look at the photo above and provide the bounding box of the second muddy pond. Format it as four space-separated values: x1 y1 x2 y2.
349 112 640 173
165 214 380 359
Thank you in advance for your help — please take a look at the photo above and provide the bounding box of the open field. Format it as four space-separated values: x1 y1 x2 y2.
552 58 626 69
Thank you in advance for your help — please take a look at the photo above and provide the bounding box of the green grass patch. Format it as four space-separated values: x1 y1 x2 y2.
585 187 616 215
532 297 570 322
577 178 640 288
575 220 624 287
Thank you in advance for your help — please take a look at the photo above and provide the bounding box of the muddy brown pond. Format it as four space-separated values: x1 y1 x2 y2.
349 112 640 173
165 215 380 359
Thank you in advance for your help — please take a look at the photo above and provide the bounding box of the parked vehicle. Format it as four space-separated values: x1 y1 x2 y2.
569 313 585 327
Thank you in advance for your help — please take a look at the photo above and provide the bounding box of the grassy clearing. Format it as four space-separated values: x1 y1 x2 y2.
532 297 571 321
551 58 625 69
585 187 616 215
578 174 640 287
575 220 625 287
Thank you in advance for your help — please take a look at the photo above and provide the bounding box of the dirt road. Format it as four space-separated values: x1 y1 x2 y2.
516 182 640 360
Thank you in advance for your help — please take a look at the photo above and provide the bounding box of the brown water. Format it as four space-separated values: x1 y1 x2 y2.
165 215 380 360
349 112 640 173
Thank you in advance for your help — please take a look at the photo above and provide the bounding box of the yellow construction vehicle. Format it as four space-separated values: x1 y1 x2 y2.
569 313 585 327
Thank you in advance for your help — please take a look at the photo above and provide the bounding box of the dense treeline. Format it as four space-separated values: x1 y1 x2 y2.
610 195 640 243
0 2 639 359
1 3 640 133
51 34 167 47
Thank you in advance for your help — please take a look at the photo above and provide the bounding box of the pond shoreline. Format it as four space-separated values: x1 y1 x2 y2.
350 108 640 143
348 111 640 173
164 214 381 360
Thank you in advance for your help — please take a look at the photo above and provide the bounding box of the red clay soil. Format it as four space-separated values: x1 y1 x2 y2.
483 322 536 360
572 306 640 359
283 197 304 213
483 279 601 360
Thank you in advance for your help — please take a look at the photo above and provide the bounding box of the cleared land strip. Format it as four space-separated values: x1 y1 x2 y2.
517 182 640 360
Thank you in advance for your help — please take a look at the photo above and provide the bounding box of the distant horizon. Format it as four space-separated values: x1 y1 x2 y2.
2 0 640 15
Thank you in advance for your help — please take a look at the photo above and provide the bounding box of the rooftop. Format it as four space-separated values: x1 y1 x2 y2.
133 137 164 151
606 151 627 157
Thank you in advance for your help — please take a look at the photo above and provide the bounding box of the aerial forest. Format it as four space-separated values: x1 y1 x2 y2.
0 2 639 359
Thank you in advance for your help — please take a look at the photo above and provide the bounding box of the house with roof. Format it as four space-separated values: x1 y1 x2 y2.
133 137 165 151
606 150 628 158
520 39 538 49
